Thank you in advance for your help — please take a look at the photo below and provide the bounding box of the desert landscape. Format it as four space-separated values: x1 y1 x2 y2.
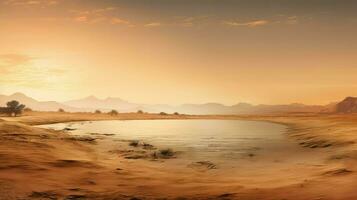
1 0 357 199
0 96 357 199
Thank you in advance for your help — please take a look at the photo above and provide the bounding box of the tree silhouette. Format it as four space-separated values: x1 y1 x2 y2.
6 100 26 117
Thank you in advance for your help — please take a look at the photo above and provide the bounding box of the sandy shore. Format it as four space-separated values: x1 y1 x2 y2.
0 112 356 200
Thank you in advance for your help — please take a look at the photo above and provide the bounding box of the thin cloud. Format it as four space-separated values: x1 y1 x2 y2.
273 15 300 25
71 7 132 26
223 20 269 27
111 17 130 25
70 7 116 24
144 22 161 27
171 16 210 27
92 7 116 14
0 54 33 68
176 16 195 27
0 53 35 76
0 53 68 88
4 0 59 6
74 16 88 23
286 16 298 24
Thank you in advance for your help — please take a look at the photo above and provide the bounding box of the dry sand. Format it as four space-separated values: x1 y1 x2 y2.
0 112 356 199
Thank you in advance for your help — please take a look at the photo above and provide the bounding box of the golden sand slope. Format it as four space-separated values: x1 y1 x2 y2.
0 112 356 199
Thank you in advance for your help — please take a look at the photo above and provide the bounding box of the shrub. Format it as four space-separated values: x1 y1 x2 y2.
95 110 101 114
0 107 9 115
24 108 33 112
137 110 144 114
159 148 175 157
108 109 118 115
173 112 179 115
159 112 168 115
129 140 140 147
142 143 155 150
151 148 175 159
58 108 65 112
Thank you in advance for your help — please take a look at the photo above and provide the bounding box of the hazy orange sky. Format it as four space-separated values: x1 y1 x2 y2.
1 0 357 105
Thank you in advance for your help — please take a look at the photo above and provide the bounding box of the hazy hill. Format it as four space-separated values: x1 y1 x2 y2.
245 103 327 114
175 103 327 115
64 96 139 111
0 93 76 112
335 97 357 113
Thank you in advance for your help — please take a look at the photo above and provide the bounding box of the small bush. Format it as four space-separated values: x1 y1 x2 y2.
173 112 179 115
142 143 155 150
159 148 174 156
137 110 144 114
129 140 140 147
95 110 101 114
159 112 168 115
151 148 175 159
108 109 118 115
24 108 33 112
58 108 65 112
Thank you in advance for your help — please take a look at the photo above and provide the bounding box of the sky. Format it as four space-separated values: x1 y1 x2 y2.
1 0 357 105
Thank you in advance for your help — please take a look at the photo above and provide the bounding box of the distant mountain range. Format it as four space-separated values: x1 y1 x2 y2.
0 92 343 114
0 93 77 112
64 96 139 111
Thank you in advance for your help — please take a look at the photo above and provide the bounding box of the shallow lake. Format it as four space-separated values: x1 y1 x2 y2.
38 119 316 166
